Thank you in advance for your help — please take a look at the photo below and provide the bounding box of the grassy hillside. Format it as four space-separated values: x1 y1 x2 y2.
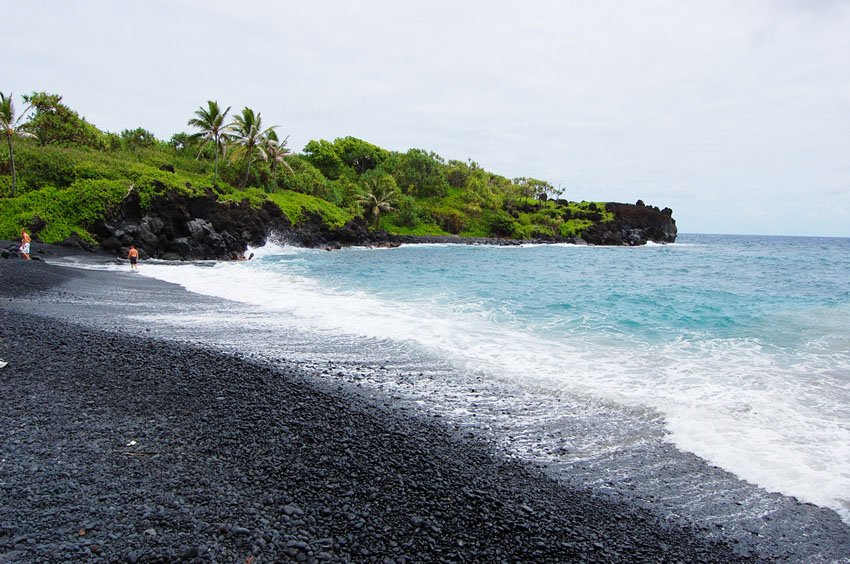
0 92 613 244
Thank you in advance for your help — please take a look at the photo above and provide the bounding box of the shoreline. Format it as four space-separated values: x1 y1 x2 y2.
1 229 653 267
2 257 850 561
0 259 745 562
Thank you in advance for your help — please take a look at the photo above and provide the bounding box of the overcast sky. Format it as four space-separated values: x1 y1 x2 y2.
4 0 849 236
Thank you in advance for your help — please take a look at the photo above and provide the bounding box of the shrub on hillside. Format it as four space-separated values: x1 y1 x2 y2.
0 179 127 242
431 206 465 234
488 210 517 238
8 141 77 192
393 194 425 228
389 149 449 198
22 92 109 149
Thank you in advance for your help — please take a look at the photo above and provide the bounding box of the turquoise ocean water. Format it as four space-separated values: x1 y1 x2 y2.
129 233 850 526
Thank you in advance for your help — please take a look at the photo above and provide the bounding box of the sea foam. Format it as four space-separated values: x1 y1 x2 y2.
127 237 850 524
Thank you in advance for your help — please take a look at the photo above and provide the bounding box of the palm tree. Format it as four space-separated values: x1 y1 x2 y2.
187 100 231 185
228 107 277 189
261 130 293 191
0 92 36 197
357 180 399 228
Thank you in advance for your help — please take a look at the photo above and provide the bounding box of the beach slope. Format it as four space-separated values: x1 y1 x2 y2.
1 259 746 562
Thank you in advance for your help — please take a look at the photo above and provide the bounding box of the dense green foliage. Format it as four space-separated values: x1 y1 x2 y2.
0 91 613 244
187 100 230 185
0 180 127 243
22 92 111 149
266 191 353 229
1 92 36 197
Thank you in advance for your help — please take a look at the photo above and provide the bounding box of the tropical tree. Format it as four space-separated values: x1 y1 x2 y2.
303 138 344 180
513 177 554 202
356 178 399 228
120 127 158 150
392 148 448 198
333 136 388 174
228 107 277 189
187 100 231 185
21 92 106 148
0 92 35 197
261 130 293 191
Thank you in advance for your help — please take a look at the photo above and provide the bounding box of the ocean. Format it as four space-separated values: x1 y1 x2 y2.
93 233 850 537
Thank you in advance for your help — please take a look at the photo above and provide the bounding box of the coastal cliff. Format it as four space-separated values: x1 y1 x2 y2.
0 94 678 260
4 185 677 261
76 192 678 260
582 201 677 246
92 189 291 260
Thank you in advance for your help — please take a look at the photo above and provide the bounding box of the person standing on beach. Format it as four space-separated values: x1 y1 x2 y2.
19 229 31 260
127 244 139 270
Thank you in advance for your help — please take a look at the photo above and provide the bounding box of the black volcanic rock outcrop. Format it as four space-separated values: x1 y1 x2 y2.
582 202 677 246
93 188 290 260
82 189 678 260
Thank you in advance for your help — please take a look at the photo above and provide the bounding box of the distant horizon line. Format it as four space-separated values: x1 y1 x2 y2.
680 232 850 239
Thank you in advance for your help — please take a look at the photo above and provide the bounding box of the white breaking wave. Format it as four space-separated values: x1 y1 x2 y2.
127 243 850 524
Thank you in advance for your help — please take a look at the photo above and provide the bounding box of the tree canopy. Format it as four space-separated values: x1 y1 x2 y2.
1 92 36 197
21 92 107 149
188 100 231 185
0 91 616 243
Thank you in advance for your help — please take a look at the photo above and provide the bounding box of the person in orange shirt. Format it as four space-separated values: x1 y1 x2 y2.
19 229 31 260
127 244 140 270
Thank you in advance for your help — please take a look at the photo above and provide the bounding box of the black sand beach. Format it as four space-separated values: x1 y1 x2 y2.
0 256 846 562
0 257 751 562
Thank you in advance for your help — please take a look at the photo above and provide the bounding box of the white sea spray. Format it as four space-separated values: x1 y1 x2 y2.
120 234 850 526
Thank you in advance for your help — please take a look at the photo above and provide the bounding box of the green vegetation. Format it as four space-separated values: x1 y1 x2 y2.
0 180 127 243
357 178 398 228
228 106 276 189
0 90 614 244
266 191 352 229
1 92 36 197
187 100 230 185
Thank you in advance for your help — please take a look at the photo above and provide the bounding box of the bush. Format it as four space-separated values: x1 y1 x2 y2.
431 206 465 234
219 188 267 208
72 160 115 180
391 149 449 198
333 137 389 174
266 190 353 228
560 219 593 238
9 140 77 191
394 194 425 228
22 92 110 149
280 157 335 199
120 128 159 151
303 139 345 180
488 210 516 238
446 160 471 188
0 179 127 242
0 176 12 198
